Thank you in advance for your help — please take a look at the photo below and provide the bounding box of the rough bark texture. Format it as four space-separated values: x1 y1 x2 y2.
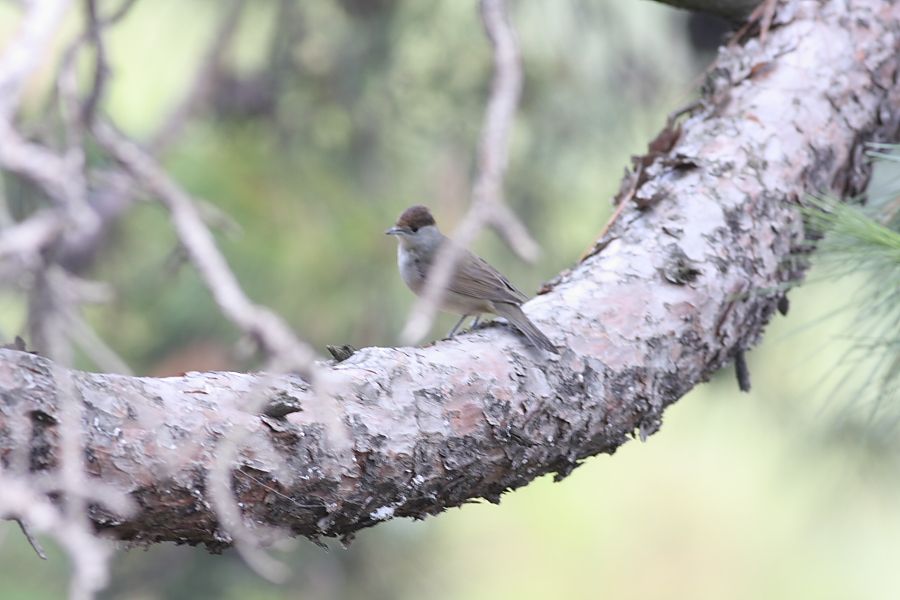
1 0 899 548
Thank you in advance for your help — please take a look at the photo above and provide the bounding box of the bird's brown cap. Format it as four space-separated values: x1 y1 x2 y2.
395 205 436 231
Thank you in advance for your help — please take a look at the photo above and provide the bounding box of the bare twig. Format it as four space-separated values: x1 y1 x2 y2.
44 0 168 275
401 0 540 344
56 40 98 235
0 0 138 278
79 0 107 126
0 70 97 239
0 211 62 263
0 173 12 228
734 349 751 392
758 0 779 44
15 517 47 560
93 120 316 370
0 0 74 119
729 0 780 48
207 376 290 583
55 362 110 600
0 467 121 599
34 291 123 600
0 0 297 593
47 267 132 374
0 121 73 203
56 0 139 128
100 0 141 26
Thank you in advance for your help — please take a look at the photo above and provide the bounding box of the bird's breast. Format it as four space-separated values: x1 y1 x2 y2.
398 247 427 294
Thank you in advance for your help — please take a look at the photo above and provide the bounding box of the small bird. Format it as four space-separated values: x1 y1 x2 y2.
386 205 557 353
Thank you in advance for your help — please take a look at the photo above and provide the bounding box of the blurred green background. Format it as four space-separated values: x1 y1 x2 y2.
1 1 898 598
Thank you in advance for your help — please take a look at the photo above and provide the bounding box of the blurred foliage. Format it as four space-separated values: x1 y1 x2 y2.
1 0 899 599
800 150 900 468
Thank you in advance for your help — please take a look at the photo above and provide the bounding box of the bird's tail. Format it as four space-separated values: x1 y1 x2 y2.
494 303 558 354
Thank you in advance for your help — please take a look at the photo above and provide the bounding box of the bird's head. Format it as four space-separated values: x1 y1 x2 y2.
385 205 441 249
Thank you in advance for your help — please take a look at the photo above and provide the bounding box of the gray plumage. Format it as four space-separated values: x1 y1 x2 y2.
387 205 557 353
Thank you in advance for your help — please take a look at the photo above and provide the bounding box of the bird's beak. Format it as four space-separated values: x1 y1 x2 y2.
385 226 404 236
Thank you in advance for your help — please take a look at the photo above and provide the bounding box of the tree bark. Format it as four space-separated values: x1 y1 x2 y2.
1 0 899 548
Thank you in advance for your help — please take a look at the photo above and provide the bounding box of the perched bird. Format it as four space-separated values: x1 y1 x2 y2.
386 205 557 353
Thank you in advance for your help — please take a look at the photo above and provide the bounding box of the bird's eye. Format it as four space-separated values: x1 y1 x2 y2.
410 226 418 233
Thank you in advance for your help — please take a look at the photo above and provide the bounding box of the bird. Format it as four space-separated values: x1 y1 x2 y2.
386 205 557 353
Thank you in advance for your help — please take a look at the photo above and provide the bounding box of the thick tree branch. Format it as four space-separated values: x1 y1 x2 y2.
1 0 899 548
651 0 760 21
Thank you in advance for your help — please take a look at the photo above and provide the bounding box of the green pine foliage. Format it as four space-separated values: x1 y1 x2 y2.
804 145 900 456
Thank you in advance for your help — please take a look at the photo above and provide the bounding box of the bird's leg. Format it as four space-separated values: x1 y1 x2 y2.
471 315 481 329
447 314 469 337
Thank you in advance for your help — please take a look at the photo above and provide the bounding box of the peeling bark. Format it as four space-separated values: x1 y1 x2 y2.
1 0 899 548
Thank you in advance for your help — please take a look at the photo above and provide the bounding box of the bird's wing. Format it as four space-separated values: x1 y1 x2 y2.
447 249 528 305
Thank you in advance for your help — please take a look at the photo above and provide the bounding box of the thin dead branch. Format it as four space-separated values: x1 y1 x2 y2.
93 121 316 371
401 0 540 344
207 375 291 583
0 0 74 118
